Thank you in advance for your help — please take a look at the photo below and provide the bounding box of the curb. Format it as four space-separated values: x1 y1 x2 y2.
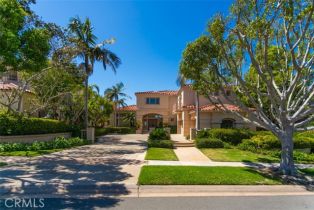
1 184 314 198
138 185 314 197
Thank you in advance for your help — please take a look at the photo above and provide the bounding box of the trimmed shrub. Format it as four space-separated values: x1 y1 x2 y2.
294 138 311 149
238 134 280 151
196 129 211 139
293 151 314 163
238 132 312 152
238 139 259 152
95 127 135 136
147 140 173 148
148 128 170 140
196 137 224 148
0 113 78 136
295 131 314 152
208 128 254 145
0 137 88 152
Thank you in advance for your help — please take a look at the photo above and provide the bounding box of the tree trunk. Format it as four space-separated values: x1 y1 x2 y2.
195 92 200 130
113 104 117 127
278 129 296 175
84 76 89 131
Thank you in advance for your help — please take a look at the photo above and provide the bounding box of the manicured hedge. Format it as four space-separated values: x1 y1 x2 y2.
196 137 224 148
295 131 314 152
95 127 135 136
0 137 88 152
147 140 173 148
238 133 313 152
148 128 170 140
0 113 79 136
196 128 255 145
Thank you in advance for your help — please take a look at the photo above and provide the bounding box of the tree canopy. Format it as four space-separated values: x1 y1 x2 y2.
179 0 314 175
0 0 52 72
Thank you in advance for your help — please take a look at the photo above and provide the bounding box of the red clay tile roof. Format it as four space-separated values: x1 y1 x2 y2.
182 104 195 110
135 90 178 96
117 105 137 111
185 104 242 112
0 83 32 93
200 104 241 112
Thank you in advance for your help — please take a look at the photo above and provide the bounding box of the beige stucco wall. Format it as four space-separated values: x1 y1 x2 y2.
135 93 177 133
0 132 71 143
177 85 233 108
199 112 252 129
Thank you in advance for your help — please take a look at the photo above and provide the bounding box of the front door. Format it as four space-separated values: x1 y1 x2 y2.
142 114 163 133
148 119 158 130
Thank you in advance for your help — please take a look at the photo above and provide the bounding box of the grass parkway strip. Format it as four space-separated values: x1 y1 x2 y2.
138 166 282 185
145 148 178 161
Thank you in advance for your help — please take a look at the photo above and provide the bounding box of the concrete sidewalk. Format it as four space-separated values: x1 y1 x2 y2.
146 160 314 169
174 147 211 162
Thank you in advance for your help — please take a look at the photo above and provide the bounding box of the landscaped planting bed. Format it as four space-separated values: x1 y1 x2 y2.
145 128 177 160
196 128 314 164
138 166 282 185
0 137 89 157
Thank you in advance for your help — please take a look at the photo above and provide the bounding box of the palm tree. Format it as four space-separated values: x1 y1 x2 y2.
123 112 136 127
68 17 121 131
104 82 130 127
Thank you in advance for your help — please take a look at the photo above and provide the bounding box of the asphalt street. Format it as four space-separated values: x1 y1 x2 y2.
1 195 313 210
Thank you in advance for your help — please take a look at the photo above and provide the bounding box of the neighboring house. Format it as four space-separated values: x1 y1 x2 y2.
0 71 35 114
117 85 256 137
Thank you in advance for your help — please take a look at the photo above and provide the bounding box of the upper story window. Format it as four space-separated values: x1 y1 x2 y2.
146 97 160 105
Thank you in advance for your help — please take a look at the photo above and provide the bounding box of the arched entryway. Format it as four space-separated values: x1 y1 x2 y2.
221 118 235 129
143 114 163 133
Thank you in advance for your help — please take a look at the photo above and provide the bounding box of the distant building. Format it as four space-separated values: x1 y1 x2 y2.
0 71 35 113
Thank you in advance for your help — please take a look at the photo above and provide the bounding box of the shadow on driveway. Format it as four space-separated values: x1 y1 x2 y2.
0 134 148 209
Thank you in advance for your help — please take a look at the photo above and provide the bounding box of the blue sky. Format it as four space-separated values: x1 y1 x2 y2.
32 0 233 104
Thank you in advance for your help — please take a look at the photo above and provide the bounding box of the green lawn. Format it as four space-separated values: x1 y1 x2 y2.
300 168 314 177
0 149 62 157
145 148 178 161
200 148 279 163
138 166 282 185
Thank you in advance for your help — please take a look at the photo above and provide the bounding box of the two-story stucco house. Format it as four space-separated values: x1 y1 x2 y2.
117 85 256 138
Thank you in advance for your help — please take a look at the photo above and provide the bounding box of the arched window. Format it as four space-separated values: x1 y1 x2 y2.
221 118 235 129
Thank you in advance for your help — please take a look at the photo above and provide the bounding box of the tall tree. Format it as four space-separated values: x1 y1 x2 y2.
180 0 314 175
104 82 130 127
0 0 51 73
68 17 121 131
179 36 213 130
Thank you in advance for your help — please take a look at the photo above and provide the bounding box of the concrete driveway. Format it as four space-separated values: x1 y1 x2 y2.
0 134 148 197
